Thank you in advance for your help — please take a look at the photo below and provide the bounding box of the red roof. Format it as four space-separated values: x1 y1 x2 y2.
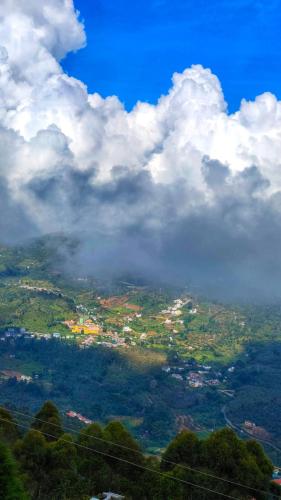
273 479 281 485
66 411 77 418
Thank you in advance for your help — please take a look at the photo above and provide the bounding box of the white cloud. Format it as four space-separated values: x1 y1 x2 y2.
1 1 281 298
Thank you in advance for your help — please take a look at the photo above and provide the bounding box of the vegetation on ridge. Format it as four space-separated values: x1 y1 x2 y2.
0 401 279 499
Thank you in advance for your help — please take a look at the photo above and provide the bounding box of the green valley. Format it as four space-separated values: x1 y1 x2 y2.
0 238 281 466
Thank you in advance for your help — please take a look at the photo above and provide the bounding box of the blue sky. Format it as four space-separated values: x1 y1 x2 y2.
63 0 281 112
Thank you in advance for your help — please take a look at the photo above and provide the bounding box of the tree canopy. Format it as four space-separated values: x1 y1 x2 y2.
0 401 279 499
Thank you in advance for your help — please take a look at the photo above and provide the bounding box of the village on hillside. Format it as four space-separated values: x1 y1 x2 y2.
0 285 250 379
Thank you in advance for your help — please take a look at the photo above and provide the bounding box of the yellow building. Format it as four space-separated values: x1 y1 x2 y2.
71 324 100 335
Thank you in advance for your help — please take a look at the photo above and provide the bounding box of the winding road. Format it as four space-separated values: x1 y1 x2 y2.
221 405 281 462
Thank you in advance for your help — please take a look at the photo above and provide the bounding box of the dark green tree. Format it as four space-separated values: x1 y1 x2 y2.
161 430 201 471
103 421 146 497
0 399 277 500
46 434 81 499
159 427 275 500
31 401 63 441
77 423 111 496
14 430 48 499
0 440 29 500
0 407 19 446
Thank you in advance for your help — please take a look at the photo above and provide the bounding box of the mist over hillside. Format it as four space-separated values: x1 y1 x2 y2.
1 2 281 300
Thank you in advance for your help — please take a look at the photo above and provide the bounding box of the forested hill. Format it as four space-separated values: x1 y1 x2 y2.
0 401 280 499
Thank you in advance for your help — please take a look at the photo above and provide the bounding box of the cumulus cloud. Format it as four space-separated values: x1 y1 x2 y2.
1 0 281 300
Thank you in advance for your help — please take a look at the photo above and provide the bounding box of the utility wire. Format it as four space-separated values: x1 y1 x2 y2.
1 406 279 499
0 414 241 500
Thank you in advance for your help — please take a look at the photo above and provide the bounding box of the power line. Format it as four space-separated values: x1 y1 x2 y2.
0 414 240 500
1 406 279 499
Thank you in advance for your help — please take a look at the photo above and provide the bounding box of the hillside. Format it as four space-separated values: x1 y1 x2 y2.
0 238 281 463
